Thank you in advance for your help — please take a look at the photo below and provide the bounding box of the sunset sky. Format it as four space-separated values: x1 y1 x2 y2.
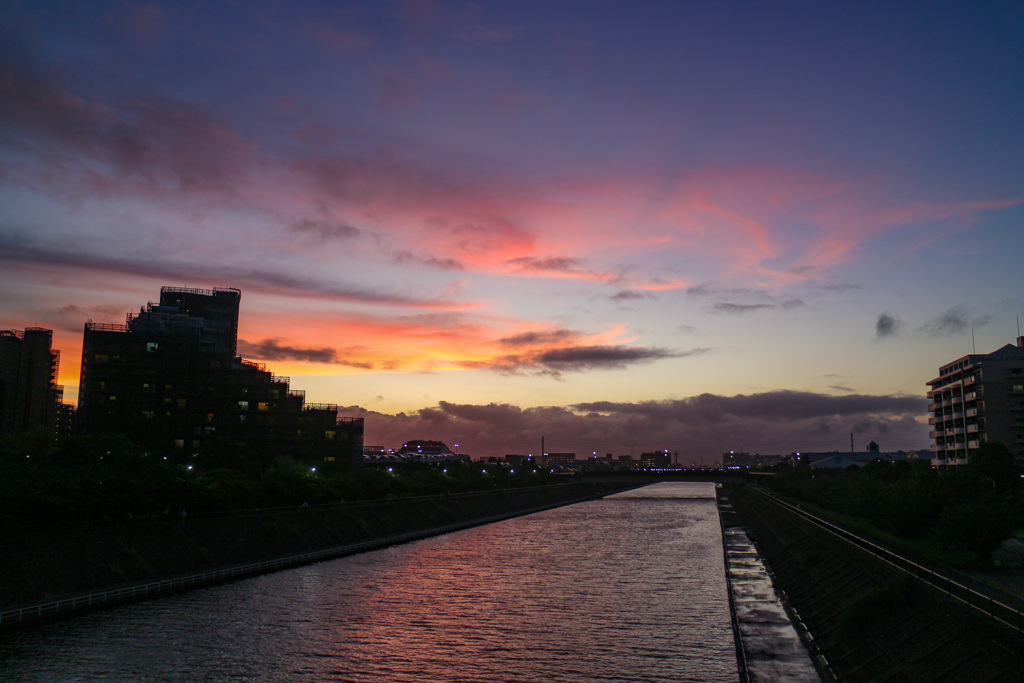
2 1 1022 462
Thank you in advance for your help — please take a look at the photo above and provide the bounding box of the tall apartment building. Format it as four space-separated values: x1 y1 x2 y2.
0 327 64 440
77 286 363 463
927 336 1024 465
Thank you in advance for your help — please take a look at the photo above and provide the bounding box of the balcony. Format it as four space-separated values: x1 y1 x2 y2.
929 430 943 439
964 392 978 402
965 407 981 418
966 424 979 433
967 440 981 449
964 376 977 386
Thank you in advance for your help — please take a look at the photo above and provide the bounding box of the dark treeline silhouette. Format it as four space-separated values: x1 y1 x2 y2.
763 441 1024 567
0 434 560 530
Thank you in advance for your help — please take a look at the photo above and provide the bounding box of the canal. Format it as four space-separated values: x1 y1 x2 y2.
1 482 740 682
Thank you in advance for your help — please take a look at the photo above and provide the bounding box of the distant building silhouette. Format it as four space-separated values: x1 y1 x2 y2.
640 450 672 469
77 286 362 463
927 336 1024 466
723 451 787 469
396 439 468 462
0 327 66 441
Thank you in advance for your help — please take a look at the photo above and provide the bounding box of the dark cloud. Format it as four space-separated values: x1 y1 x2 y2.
875 312 900 338
237 338 374 368
610 290 652 302
690 284 803 314
0 53 254 199
291 218 361 241
829 385 856 393
498 329 577 348
238 338 338 363
574 391 924 423
506 255 585 273
347 390 929 463
920 306 990 336
391 249 465 270
534 345 681 370
713 302 773 314
0 231 463 308
462 343 704 375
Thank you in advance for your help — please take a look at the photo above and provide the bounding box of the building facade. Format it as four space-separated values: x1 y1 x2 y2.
77 286 363 463
927 337 1024 465
0 327 65 441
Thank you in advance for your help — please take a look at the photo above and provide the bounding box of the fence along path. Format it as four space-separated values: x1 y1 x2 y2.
750 486 1024 635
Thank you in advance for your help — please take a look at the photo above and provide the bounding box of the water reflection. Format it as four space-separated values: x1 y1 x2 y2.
2 482 737 682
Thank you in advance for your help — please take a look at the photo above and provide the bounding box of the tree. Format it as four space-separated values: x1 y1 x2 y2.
968 441 1020 493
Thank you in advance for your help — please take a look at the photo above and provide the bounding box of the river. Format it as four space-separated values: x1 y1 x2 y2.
1 482 739 682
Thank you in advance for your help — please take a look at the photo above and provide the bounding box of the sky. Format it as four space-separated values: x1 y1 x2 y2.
2 1 1022 463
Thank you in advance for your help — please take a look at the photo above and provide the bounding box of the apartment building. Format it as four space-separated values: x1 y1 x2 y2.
0 327 64 440
927 336 1024 465
77 286 363 464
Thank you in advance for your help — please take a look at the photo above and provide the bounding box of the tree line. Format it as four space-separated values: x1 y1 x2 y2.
0 434 561 529
762 442 1023 567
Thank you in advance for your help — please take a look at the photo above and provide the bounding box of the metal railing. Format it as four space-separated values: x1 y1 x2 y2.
750 487 1024 635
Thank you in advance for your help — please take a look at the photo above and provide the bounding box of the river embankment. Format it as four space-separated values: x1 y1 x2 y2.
1 481 636 629
726 484 1024 682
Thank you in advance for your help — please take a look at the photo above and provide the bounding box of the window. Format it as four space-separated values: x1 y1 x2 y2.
177 398 187 407
238 400 249 410
94 354 108 363
325 430 336 440
147 342 158 352
142 410 154 419
258 402 269 411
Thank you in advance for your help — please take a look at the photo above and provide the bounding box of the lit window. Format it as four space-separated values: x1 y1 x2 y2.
238 401 249 410
142 410 154 419
177 398 187 408
94 354 108 363
325 430 335 440
206 413 214 422
258 402 268 411
147 342 158 352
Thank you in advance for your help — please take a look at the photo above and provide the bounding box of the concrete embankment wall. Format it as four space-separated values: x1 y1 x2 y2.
1 482 631 628
726 484 1024 682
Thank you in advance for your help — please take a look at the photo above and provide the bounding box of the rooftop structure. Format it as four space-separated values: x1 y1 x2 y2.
927 337 1024 465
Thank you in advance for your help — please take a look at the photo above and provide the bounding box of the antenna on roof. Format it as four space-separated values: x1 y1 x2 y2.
972 327 976 354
